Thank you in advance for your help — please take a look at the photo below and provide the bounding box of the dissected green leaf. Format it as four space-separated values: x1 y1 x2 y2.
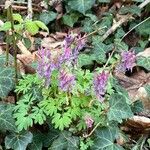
137 56 150 71
0 103 16 132
5 131 33 150
107 94 133 123
0 67 15 98
39 11 57 25
78 54 94 67
25 20 39 35
68 0 95 14
91 127 124 150
50 131 79 150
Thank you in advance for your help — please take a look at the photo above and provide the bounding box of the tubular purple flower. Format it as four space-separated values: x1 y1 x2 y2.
93 71 109 102
120 51 136 71
37 48 53 87
63 34 74 49
76 34 86 51
59 70 75 92
84 115 94 128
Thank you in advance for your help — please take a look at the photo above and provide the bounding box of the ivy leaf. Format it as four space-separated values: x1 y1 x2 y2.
98 0 111 3
0 67 15 98
144 84 150 97
91 127 124 150
119 5 141 16
0 103 16 132
28 132 44 150
131 100 144 113
107 94 133 123
62 13 79 27
39 11 57 25
136 19 150 35
5 131 33 150
25 20 39 35
91 41 113 63
68 0 95 14
137 56 150 71
50 131 79 150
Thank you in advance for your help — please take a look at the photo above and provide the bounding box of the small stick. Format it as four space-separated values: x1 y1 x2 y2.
101 0 150 42
121 16 150 41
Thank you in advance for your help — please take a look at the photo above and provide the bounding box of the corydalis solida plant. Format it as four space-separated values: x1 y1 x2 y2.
93 71 109 102
37 34 86 87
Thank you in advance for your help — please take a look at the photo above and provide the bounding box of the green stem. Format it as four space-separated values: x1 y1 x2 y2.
9 6 18 84
5 7 11 66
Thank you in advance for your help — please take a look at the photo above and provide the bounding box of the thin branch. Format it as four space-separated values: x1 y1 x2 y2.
101 0 150 42
121 16 150 41
27 0 33 19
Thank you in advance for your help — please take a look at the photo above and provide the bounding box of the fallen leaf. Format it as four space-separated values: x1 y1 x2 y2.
137 47 150 58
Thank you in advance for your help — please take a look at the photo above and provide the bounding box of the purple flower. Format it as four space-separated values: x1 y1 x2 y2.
37 48 52 86
59 70 75 92
84 115 94 128
37 47 62 87
93 71 109 102
120 51 136 72
75 34 86 51
63 34 74 49
59 47 72 64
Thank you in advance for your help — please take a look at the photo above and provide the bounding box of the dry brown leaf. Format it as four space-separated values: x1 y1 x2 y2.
17 40 31 55
137 47 150 58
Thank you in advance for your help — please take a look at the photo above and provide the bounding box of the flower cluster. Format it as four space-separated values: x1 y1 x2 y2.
59 70 75 92
93 71 109 102
84 115 94 128
37 34 86 87
119 51 136 72
37 48 52 87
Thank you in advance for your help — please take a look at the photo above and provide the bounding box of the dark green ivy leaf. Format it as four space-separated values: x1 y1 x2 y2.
39 11 57 25
5 131 33 150
119 5 141 16
91 127 124 150
137 56 150 71
0 103 16 132
131 100 144 113
0 67 15 98
68 0 95 15
50 131 79 150
107 94 133 123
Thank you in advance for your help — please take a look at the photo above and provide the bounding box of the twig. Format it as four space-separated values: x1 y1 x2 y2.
101 0 150 42
103 48 115 69
121 16 150 41
101 14 132 42
27 0 33 19
138 0 150 9
0 5 39 11
83 122 101 138
76 26 107 42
